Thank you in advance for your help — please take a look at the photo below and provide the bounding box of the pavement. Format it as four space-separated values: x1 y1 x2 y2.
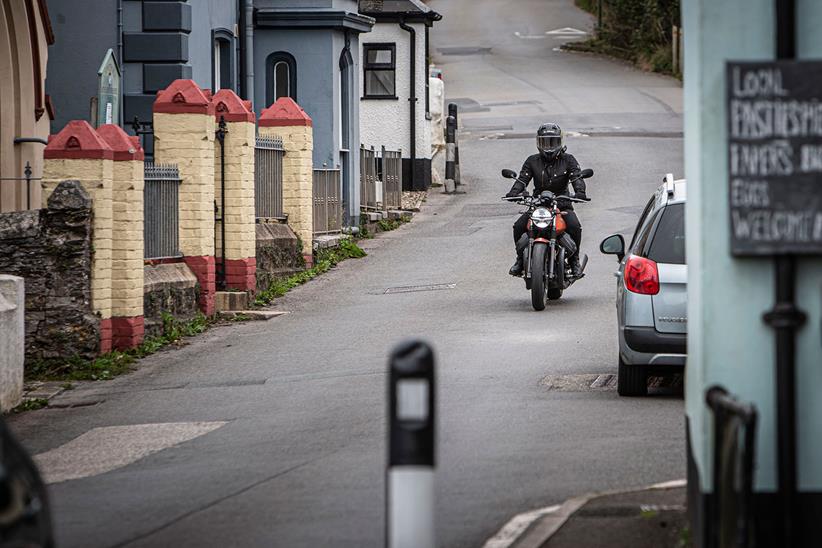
7 1 685 547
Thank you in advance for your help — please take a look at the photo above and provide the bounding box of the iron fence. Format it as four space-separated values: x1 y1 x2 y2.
255 135 286 220
144 162 181 259
360 145 403 212
381 146 403 210
313 167 342 236
360 146 379 211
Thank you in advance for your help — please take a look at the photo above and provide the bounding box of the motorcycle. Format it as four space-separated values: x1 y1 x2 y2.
501 168 594 311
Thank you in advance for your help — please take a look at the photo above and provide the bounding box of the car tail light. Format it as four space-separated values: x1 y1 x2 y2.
624 255 660 295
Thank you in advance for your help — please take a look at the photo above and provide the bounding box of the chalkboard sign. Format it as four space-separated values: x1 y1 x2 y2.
727 60 822 255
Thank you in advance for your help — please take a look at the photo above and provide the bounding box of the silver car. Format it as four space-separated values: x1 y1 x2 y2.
600 174 687 397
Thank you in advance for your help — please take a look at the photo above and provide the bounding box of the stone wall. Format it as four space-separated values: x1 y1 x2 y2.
255 223 304 293
0 181 100 362
143 262 200 338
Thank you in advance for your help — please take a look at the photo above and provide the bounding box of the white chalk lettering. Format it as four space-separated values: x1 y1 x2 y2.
730 179 771 207
800 144 822 173
732 210 821 243
732 67 789 98
729 142 793 176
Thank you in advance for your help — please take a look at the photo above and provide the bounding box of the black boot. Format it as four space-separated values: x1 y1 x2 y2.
569 254 583 279
509 256 524 277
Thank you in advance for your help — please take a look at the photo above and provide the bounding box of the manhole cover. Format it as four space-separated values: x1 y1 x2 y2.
384 283 457 295
437 46 492 56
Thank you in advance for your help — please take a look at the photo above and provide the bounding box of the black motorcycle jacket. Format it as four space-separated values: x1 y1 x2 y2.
507 151 585 208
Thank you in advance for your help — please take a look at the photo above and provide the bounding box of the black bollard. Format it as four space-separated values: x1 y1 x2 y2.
445 115 456 193
386 340 436 548
448 103 461 186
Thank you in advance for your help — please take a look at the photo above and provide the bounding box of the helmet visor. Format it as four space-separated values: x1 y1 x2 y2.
537 135 563 153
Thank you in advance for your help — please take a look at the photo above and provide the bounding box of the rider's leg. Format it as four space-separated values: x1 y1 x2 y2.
563 210 583 277
510 213 529 275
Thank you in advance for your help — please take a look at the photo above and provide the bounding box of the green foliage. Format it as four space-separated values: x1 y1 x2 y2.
377 218 406 232
255 238 367 305
571 0 680 76
25 312 213 382
13 398 49 413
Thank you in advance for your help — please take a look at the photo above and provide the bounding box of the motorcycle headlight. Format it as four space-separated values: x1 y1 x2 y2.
531 208 553 227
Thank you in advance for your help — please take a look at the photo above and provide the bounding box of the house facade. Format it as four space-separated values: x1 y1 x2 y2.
44 0 377 228
252 0 374 226
358 0 441 191
0 0 53 213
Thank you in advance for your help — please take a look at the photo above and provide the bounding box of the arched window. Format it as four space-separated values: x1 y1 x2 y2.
266 52 297 105
212 29 235 92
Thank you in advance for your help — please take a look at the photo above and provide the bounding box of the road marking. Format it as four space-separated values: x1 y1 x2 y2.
514 32 548 40
34 421 227 484
650 478 687 489
482 504 560 548
546 27 588 35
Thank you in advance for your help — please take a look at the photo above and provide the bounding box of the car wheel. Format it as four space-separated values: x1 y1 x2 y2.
617 356 648 397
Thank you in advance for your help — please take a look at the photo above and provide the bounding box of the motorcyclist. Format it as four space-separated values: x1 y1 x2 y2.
506 123 589 277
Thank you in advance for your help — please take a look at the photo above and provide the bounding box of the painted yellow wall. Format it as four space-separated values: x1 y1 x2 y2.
259 125 314 253
42 158 114 319
215 120 256 260
111 160 144 318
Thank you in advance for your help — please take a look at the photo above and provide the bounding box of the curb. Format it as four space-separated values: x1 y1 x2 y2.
482 479 686 548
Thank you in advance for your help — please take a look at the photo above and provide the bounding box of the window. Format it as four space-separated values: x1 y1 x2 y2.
211 30 234 93
647 203 686 264
266 52 297 106
363 43 396 99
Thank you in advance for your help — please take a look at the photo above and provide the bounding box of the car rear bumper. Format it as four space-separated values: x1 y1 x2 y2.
624 326 687 354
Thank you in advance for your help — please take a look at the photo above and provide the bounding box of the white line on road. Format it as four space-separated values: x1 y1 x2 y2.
482 504 560 548
34 421 227 484
514 32 548 40
546 27 588 35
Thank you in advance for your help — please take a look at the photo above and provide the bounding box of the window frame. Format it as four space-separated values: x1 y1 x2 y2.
266 52 297 106
211 29 235 93
362 43 397 100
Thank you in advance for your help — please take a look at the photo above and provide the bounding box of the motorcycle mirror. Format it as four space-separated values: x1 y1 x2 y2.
501 169 518 179
580 168 594 179
599 234 625 261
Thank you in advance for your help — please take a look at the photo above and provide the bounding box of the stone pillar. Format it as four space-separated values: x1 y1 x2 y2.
98 124 145 350
43 121 115 353
0 275 24 412
212 89 257 291
259 98 314 265
153 79 217 316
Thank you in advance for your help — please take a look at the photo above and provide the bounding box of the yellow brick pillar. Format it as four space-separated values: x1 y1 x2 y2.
153 80 217 315
43 121 115 353
98 124 145 350
212 89 257 291
259 98 314 265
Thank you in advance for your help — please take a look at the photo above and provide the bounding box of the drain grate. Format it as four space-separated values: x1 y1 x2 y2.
384 283 457 295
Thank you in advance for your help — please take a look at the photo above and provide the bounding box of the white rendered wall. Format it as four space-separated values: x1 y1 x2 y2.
359 22 431 160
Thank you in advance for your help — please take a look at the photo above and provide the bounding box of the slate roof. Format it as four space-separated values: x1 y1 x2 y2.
359 0 439 17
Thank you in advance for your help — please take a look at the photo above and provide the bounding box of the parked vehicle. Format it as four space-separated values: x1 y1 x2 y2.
0 417 54 547
502 168 594 310
600 174 687 396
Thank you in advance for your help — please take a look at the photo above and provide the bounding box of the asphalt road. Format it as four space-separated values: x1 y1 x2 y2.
10 1 685 547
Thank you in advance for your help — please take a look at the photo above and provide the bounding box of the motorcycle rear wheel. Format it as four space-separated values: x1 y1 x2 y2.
530 243 547 311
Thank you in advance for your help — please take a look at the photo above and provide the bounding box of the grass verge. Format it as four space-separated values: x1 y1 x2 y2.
255 238 366 305
25 312 211 382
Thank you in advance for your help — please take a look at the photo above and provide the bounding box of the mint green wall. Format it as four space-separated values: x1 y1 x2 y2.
684 0 822 492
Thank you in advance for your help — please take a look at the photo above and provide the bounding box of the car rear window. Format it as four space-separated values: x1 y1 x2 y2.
647 203 685 264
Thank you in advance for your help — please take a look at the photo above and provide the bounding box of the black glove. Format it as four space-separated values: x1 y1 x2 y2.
576 192 590 201
506 181 526 197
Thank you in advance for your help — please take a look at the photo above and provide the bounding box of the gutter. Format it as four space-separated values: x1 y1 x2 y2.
243 0 255 107
399 19 416 188
118 0 124 125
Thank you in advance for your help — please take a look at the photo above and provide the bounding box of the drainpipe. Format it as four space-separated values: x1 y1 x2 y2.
244 0 255 108
117 0 124 125
399 19 417 189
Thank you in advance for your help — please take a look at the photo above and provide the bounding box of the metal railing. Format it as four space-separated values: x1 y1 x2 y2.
706 386 758 548
255 135 286 220
0 162 41 212
360 145 379 211
313 167 342 236
144 162 181 259
360 145 403 212
382 146 403 210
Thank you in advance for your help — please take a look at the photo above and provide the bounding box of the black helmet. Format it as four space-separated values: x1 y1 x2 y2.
536 123 565 162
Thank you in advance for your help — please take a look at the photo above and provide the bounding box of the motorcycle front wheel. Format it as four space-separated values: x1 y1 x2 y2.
530 242 547 311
